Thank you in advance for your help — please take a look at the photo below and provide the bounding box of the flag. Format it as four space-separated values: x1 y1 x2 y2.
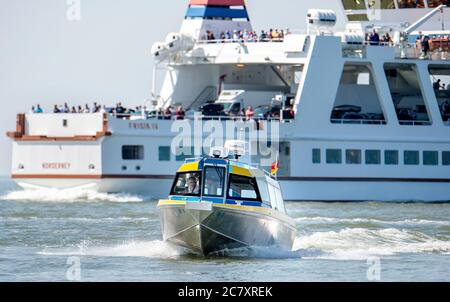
271 161 280 175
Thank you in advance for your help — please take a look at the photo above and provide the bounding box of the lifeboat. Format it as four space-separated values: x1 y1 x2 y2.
157 141 297 256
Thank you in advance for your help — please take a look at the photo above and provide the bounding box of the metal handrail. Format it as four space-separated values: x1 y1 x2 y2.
331 119 387 125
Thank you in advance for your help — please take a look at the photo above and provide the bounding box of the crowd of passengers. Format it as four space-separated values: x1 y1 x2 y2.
29 102 145 116
29 103 295 121
154 105 295 121
204 28 289 42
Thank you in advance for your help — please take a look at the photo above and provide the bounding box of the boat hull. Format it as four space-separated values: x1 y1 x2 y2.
158 201 297 255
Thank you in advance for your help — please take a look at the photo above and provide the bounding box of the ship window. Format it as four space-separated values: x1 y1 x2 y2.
203 166 225 197
346 14 369 21
368 0 396 9
398 0 425 8
341 0 366 10
443 151 450 165
312 149 321 164
331 63 386 125
346 149 362 164
227 174 261 201
326 149 342 164
385 150 399 165
423 151 439 166
366 150 381 165
171 172 201 196
159 146 171 161
122 145 144 160
384 63 431 126
404 151 420 165
428 65 450 123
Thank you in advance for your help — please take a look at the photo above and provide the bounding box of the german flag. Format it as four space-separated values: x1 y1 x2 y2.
271 161 280 175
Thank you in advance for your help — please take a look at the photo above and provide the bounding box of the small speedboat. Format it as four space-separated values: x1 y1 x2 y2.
157 141 297 256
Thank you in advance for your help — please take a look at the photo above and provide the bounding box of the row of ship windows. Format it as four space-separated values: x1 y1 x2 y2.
122 145 195 162
312 149 450 166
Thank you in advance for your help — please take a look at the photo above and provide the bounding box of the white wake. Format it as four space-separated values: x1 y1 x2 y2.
294 228 450 260
1 188 145 203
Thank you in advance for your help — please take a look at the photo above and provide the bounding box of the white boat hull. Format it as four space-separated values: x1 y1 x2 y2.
13 177 450 202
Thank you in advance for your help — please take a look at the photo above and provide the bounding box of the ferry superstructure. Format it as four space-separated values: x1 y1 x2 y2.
7 0 450 202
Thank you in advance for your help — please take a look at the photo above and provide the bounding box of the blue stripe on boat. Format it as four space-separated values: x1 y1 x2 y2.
186 7 249 19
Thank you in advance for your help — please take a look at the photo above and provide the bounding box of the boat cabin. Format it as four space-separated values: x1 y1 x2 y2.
169 157 287 213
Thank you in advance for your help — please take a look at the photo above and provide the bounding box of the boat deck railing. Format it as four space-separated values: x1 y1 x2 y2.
125 113 291 123
331 119 387 125
342 41 450 61
398 120 433 126
195 30 310 45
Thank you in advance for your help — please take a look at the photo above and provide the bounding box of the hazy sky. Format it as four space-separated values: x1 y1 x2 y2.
0 0 344 175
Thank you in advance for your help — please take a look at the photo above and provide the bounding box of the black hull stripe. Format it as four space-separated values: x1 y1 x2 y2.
278 177 450 183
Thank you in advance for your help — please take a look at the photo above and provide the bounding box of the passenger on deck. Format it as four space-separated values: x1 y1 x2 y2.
92 102 100 113
83 104 90 113
272 29 280 41
70 106 77 113
268 29 273 40
246 106 255 120
34 104 43 113
115 102 125 115
30 106 35 114
164 107 173 120
260 30 267 42
369 29 380 46
243 30 250 42
61 103 70 113
225 31 232 40
220 32 226 41
284 106 295 120
420 33 431 59
176 106 185 120
53 105 61 114
233 30 240 41
77 105 83 113
433 79 443 91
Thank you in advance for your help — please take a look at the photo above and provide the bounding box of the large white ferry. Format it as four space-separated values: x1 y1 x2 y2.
7 0 450 202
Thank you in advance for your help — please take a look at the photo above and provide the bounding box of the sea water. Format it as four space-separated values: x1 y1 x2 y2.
0 177 449 282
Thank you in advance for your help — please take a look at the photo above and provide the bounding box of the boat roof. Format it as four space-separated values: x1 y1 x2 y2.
178 157 260 178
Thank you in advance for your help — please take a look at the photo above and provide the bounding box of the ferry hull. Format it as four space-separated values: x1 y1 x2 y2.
158 201 296 255
12 178 450 202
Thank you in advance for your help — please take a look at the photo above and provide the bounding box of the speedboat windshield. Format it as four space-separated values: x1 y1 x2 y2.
171 172 201 196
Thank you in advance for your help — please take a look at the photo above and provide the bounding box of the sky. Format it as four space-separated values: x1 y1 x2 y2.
0 0 344 175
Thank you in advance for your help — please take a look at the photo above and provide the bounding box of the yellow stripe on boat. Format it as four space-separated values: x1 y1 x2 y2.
158 200 187 207
231 165 253 178
178 162 199 173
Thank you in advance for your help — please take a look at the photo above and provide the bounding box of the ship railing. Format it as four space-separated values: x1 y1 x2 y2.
138 113 290 123
196 30 311 45
342 41 450 61
331 119 387 125
398 120 433 126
